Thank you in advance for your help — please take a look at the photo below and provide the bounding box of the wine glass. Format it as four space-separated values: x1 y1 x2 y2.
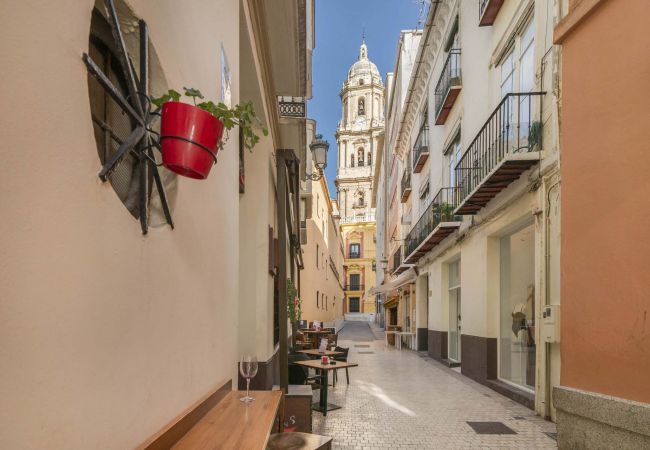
239 355 258 403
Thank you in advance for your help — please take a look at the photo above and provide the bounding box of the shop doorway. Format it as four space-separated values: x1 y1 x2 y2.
448 260 461 362
499 222 536 391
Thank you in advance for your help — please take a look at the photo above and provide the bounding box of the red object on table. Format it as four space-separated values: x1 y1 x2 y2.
160 101 224 179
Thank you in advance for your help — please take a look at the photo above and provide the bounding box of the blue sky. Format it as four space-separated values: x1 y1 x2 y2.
310 0 426 195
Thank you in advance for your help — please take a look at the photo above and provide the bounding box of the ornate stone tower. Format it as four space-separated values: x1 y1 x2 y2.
336 40 384 314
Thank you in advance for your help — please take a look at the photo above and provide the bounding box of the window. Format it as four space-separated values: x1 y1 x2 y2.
446 133 462 188
325 296 328 311
367 150 372 166
448 260 461 362
359 79 365 85
349 243 361 259
357 148 365 167
317 290 319 308
500 223 536 390
349 273 361 290
419 182 430 209
357 191 365 207
350 154 355 167
316 245 319 267
500 19 535 97
87 3 174 232
358 97 365 116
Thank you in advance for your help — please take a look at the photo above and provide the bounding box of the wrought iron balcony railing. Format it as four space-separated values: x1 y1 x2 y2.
401 169 412 202
412 124 429 172
434 49 462 123
454 92 544 213
348 251 361 259
345 284 365 291
404 187 462 258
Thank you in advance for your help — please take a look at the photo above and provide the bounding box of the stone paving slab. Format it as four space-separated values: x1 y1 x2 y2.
312 331 557 449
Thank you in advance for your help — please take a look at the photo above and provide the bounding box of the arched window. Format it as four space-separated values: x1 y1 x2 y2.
357 191 365 207
359 79 365 86
358 97 365 116
367 150 372 166
357 148 364 167
350 154 355 167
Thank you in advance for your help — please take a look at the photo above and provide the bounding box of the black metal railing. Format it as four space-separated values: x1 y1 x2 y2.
479 0 490 19
345 284 365 291
454 92 544 205
435 49 462 118
349 251 361 259
412 124 429 168
401 170 411 198
392 247 402 272
404 187 462 258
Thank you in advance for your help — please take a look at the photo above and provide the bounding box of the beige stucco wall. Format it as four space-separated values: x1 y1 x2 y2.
0 1 250 448
300 178 345 324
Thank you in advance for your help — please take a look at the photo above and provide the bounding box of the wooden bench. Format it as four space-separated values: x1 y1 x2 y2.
137 380 282 449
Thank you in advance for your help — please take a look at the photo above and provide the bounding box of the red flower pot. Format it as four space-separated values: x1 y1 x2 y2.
160 102 224 179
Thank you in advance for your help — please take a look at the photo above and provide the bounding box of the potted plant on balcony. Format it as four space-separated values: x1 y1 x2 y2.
152 87 267 180
528 120 543 151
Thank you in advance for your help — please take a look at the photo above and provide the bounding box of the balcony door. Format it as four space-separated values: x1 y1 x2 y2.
448 260 461 362
349 273 361 291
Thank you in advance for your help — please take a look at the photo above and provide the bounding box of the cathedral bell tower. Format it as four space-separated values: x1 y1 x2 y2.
335 39 384 315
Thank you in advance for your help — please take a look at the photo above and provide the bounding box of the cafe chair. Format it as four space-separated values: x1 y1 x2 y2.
267 432 333 450
326 333 338 349
288 353 324 390
332 346 350 386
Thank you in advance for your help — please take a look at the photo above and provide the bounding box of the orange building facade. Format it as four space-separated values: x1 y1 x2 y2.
553 0 650 447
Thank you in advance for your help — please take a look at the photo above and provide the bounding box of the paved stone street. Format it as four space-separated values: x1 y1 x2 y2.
312 322 557 449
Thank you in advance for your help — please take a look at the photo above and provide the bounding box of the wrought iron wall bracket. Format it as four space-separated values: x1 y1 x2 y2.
83 0 173 234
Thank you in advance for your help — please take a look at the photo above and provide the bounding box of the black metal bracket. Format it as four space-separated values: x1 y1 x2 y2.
83 0 173 234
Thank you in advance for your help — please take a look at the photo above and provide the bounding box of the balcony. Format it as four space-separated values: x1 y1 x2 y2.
340 211 376 224
345 284 365 292
454 92 544 215
392 245 410 275
401 170 412 202
434 50 462 125
479 0 505 27
412 124 429 173
404 188 462 264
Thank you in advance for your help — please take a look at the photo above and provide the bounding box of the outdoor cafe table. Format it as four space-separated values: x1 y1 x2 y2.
296 349 344 358
294 359 358 416
171 390 282 449
299 329 332 348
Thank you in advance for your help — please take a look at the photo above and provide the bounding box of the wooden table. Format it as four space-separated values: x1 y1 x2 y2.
295 360 358 416
172 390 282 449
296 349 344 358
299 330 332 348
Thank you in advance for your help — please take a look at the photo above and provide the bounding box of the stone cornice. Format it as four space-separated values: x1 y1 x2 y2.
394 0 456 159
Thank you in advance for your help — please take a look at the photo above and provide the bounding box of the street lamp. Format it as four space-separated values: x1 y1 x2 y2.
305 134 329 181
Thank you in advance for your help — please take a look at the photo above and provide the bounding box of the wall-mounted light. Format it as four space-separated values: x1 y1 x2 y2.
304 134 329 181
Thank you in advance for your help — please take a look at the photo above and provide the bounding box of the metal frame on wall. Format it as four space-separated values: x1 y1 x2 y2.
83 0 173 234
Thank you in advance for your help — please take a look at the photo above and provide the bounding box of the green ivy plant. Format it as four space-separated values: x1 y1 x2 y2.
287 278 302 323
152 87 268 150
